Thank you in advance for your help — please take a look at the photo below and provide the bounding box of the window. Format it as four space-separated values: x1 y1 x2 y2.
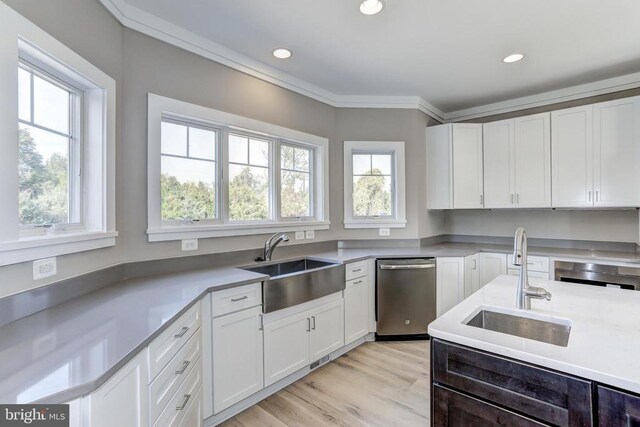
0 4 116 267
18 62 82 230
228 133 271 221
147 94 329 241
161 119 218 222
280 143 312 218
344 141 406 229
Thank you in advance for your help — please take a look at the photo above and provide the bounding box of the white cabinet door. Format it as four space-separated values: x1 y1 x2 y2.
87 351 149 427
452 124 484 209
309 299 344 362
593 96 640 207
478 253 507 287
483 119 514 208
436 257 465 317
426 124 453 209
514 113 551 207
263 310 310 387
464 254 480 298
344 277 368 344
212 306 263 414
551 105 594 207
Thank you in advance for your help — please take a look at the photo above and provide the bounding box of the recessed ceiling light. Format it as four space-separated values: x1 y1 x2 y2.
273 48 292 59
360 0 384 15
502 53 525 63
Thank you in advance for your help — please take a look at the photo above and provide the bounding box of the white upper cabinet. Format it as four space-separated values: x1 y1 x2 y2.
483 119 514 208
593 97 640 207
483 113 550 208
552 105 594 207
514 113 551 207
453 124 484 209
427 123 483 209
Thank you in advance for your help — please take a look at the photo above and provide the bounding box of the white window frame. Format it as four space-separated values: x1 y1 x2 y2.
147 93 330 242
0 3 117 266
343 141 407 229
277 141 315 221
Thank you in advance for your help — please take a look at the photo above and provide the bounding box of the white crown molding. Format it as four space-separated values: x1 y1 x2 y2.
444 71 640 122
99 0 640 124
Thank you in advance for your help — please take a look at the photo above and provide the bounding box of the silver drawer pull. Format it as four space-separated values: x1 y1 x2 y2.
351 268 362 273
379 264 435 270
352 280 363 285
231 295 248 302
174 360 190 374
174 326 189 338
176 394 191 411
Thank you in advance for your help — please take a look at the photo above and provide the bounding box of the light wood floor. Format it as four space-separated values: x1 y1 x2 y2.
219 340 430 427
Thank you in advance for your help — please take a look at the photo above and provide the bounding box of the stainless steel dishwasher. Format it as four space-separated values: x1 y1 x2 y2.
376 258 436 339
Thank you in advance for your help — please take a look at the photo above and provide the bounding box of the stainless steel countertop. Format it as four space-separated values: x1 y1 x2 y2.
1 241 638 404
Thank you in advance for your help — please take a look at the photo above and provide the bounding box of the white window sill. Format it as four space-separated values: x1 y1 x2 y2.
147 221 330 242
343 219 407 229
0 231 118 266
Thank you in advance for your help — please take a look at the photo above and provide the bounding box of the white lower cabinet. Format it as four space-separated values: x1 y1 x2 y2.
478 253 507 286
264 298 344 387
153 360 202 427
212 306 264 414
85 351 149 427
344 277 369 344
436 257 465 317
464 254 480 298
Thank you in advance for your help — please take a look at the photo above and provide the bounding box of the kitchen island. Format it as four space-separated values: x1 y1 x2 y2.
428 275 640 426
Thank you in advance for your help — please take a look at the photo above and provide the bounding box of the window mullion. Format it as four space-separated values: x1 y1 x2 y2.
220 127 230 225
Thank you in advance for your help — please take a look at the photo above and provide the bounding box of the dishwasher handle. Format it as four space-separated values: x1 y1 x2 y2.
379 264 435 270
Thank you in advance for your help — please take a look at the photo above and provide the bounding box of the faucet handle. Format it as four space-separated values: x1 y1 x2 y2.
544 291 552 301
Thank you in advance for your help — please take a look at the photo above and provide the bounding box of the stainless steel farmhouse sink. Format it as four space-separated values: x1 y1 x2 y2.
465 308 572 347
241 258 345 313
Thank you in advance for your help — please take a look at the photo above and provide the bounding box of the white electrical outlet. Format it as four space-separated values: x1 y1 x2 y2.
181 239 198 251
379 228 391 236
33 257 57 280
295 231 305 240
305 230 315 239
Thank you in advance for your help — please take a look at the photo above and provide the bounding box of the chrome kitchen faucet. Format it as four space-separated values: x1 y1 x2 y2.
513 227 552 310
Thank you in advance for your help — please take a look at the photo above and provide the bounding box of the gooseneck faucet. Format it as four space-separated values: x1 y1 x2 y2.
263 233 289 261
513 227 552 310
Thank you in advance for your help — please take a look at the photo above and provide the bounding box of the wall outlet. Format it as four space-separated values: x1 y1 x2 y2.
379 228 391 236
305 230 315 239
295 231 305 240
33 257 57 280
181 239 198 251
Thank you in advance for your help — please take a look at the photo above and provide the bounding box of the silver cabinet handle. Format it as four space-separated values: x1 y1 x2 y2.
306 317 311 332
174 360 190 374
231 295 248 302
480 194 484 205
259 314 263 331
516 194 520 204
511 194 514 204
351 268 362 273
379 264 435 270
472 259 477 270
588 191 592 202
352 280 363 285
176 394 191 411
595 190 599 202
174 326 189 338
311 316 316 330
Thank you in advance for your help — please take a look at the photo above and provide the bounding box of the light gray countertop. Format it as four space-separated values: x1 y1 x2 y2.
1 241 639 405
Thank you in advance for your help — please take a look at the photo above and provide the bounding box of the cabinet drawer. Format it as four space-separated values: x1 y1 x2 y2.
598 386 640 426
345 276 367 288
508 255 549 272
153 356 202 427
432 339 593 426
148 302 201 382
345 260 367 281
507 269 550 280
149 330 201 424
177 386 202 427
211 283 262 318
433 385 546 427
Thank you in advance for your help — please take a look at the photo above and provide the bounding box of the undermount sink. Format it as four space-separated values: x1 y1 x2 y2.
240 258 344 313
465 307 572 347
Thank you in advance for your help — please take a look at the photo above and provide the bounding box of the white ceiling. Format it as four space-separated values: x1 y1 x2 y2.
105 0 640 119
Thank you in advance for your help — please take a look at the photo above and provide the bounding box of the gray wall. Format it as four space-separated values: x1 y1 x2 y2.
0 1 442 298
